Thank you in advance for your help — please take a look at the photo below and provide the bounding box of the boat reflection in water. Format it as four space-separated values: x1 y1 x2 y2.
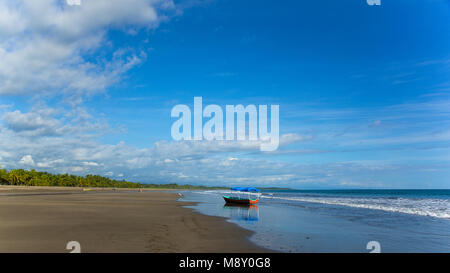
223 203 259 223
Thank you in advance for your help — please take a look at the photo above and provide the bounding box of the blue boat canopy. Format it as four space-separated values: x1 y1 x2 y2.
231 187 260 192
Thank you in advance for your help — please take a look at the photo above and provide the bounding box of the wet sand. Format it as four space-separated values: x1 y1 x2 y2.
0 187 266 253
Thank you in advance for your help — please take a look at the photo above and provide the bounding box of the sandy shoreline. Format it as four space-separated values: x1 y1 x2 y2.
0 187 267 253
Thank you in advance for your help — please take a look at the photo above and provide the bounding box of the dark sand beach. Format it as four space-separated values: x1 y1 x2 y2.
0 186 266 253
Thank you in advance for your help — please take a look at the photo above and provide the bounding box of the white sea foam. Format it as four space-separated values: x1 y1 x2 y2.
264 195 450 219
194 190 450 219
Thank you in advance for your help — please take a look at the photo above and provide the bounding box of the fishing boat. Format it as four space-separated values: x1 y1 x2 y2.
223 187 261 205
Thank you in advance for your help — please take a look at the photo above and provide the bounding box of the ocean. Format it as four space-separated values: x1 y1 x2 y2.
179 189 450 253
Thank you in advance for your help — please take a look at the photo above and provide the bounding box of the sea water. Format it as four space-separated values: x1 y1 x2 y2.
179 189 450 253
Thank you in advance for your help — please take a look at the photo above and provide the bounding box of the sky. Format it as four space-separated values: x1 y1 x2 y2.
0 0 449 189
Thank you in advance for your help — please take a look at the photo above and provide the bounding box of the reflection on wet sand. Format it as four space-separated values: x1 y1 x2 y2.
223 204 259 222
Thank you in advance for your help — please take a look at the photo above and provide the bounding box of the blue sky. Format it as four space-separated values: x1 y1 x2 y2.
0 0 449 188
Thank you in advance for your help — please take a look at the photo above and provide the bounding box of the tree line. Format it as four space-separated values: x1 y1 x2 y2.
0 169 226 189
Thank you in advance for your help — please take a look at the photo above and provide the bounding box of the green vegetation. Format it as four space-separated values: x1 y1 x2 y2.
0 169 227 190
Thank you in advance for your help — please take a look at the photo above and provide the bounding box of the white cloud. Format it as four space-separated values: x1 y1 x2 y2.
279 133 310 145
0 0 178 97
1 104 108 137
36 159 64 168
19 155 35 166
66 0 82 6
72 166 85 172
82 161 100 167
2 109 61 136
370 120 382 127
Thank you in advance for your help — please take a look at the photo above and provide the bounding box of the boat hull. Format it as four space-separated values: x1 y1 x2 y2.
223 196 259 205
